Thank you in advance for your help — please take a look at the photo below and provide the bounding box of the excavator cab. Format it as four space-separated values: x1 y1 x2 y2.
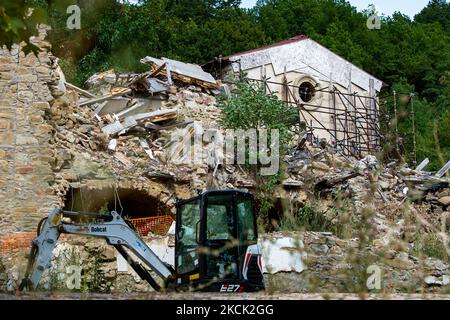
174 190 264 292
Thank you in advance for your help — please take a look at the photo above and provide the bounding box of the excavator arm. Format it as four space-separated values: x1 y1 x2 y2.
20 209 174 291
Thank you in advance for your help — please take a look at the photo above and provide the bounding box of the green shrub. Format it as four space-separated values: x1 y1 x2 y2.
84 246 112 293
219 80 298 229
414 233 449 262
278 205 334 233
0 256 5 292
219 80 298 154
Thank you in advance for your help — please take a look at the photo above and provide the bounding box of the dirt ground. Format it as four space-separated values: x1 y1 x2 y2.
1 292 450 300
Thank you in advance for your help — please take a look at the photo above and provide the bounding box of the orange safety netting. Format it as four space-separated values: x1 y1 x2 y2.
0 233 72 254
0 216 174 254
0 232 36 254
129 215 174 237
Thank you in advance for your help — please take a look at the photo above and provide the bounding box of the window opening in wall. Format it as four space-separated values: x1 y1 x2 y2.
299 81 316 103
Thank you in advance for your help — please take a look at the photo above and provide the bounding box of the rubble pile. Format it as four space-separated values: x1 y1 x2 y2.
1 41 449 294
53 55 450 230
46 57 232 202
266 231 449 293
266 144 450 293
26 55 450 293
46 54 269 203
283 142 449 235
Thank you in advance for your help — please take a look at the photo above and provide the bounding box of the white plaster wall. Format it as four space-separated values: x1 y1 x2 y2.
229 39 383 93
240 64 379 148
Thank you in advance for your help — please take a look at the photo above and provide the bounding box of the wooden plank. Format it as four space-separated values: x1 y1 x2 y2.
150 63 167 78
132 109 178 122
79 89 132 107
65 82 97 98
315 172 360 191
114 152 132 168
145 120 193 132
148 112 178 123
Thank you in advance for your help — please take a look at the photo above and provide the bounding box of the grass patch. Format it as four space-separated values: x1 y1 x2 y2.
0 256 7 291
278 205 334 233
414 233 449 262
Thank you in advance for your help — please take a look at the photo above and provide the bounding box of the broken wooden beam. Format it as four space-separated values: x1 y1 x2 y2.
101 108 178 136
132 109 178 122
401 175 449 185
315 172 360 192
65 82 97 98
150 62 167 78
79 89 132 107
282 179 305 188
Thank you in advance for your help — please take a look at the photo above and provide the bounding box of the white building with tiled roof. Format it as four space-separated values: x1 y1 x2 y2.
204 35 384 156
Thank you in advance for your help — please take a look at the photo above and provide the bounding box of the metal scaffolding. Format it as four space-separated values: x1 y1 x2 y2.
238 77 383 159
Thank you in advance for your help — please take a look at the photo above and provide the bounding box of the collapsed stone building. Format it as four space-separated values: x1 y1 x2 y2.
0 27 225 238
0 26 271 291
0 28 449 294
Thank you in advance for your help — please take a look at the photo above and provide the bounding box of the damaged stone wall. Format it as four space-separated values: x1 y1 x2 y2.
0 28 239 291
0 26 63 235
264 231 449 294
0 28 227 237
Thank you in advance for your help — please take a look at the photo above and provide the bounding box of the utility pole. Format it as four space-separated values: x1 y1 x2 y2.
262 64 267 94
393 90 399 154
410 93 417 166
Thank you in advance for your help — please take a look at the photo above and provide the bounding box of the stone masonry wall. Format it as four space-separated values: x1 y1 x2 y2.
0 26 62 235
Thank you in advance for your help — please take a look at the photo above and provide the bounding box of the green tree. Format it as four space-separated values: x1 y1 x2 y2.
219 80 298 228
0 0 47 54
415 0 450 32
219 80 298 150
